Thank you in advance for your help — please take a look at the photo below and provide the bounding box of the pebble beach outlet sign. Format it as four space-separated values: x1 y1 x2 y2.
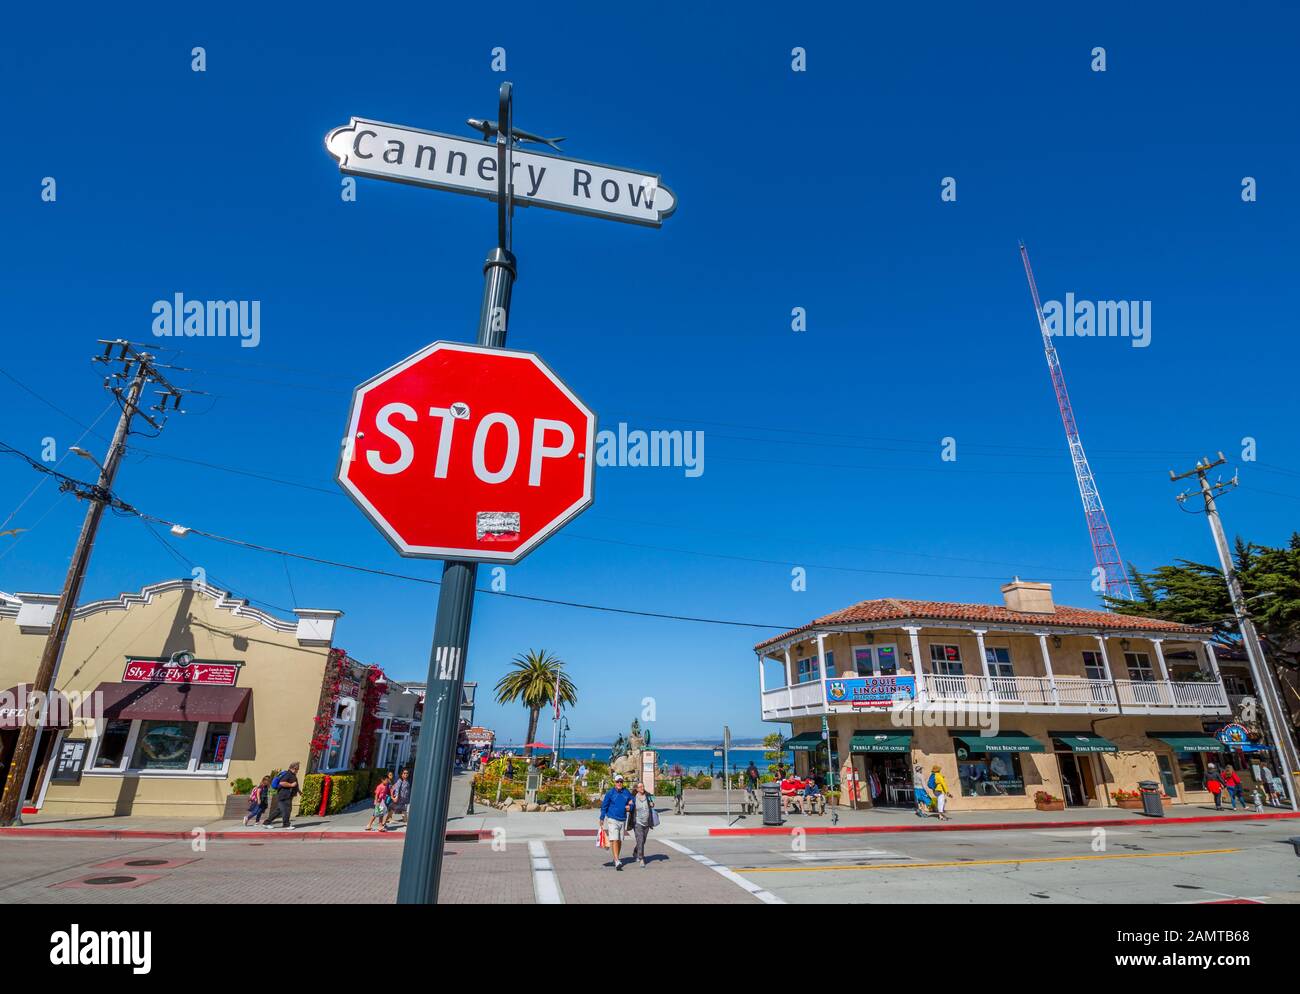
325 118 676 227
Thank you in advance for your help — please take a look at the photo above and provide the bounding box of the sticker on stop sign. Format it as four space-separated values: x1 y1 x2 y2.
337 342 595 563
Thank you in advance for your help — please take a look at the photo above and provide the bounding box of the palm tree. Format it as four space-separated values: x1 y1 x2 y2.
494 649 577 756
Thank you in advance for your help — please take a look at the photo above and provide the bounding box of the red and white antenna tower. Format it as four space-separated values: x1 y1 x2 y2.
1019 242 1133 601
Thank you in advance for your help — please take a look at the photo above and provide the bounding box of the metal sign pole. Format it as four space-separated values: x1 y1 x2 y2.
397 82 516 905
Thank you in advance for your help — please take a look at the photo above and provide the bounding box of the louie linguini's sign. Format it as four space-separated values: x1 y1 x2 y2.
826 676 917 708
325 118 676 227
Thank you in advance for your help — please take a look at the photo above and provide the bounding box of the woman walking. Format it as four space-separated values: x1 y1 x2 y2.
627 781 658 867
928 764 952 821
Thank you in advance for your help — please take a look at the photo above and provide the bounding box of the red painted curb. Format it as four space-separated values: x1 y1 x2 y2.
0 827 492 842
708 811 1300 836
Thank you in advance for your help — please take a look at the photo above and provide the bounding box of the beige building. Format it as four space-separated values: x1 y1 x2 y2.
0 579 350 820
755 580 1288 812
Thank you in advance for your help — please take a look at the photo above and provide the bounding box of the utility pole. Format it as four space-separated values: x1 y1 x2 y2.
0 341 186 825
1172 453 1300 811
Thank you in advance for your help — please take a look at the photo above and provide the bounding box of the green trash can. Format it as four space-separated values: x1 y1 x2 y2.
1138 780 1164 817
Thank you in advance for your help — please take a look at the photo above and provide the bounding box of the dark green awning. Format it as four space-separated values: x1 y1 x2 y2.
850 732 913 753
1151 733 1224 753
953 732 1045 755
1052 734 1118 754
785 731 824 752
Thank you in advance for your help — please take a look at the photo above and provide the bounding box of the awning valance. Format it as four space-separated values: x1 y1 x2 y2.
84 682 251 724
0 685 73 730
1051 733 1118 754
849 732 913 753
954 732 1045 755
785 731 824 752
1151 733 1224 754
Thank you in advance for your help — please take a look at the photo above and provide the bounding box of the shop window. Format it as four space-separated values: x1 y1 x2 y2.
795 656 817 683
130 721 198 771
1082 650 1106 681
929 644 963 676
823 651 835 678
957 752 1026 797
92 719 133 770
1222 673 1252 696
198 722 233 772
853 647 873 676
1176 751 1212 792
984 647 1014 678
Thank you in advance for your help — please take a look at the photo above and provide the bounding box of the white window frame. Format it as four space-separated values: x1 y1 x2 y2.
1124 651 1156 682
84 717 238 779
851 644 900 676
1082 650 1106 681
984 646 1014 678
320 697 358 772
929 643 964 676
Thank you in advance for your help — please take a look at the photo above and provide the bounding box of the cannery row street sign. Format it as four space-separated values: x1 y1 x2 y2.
325 117 676 227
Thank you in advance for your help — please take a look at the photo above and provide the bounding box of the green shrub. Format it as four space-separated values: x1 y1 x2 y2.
231 777 254 795
299 774 326 816
696 777 713 790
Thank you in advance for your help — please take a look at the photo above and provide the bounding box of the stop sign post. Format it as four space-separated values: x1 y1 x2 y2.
328 82 669 904
338 341 595 563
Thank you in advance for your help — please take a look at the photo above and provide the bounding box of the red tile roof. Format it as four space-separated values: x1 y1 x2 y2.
754 597 1211 650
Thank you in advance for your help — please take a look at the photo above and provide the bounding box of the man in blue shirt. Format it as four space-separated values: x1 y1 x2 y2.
599 774 635 870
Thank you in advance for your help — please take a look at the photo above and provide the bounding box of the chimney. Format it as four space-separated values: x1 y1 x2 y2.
1001 578 1055 614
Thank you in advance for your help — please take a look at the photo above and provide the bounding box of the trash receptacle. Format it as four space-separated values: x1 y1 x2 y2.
762 783 783 826
1138 780 1164 817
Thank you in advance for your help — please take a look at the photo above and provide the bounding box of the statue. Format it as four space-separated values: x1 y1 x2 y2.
611 718 645 778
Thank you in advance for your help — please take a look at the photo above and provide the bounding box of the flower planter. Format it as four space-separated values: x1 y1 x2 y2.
1115 798 1143 810
1034 799 1065 812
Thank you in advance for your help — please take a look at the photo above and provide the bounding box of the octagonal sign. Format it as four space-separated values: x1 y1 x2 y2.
338 341 595 563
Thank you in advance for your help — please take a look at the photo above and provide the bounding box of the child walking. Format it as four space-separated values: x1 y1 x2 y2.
244 776 271 826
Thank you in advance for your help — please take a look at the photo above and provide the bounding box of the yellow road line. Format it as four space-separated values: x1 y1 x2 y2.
735 848 1241 873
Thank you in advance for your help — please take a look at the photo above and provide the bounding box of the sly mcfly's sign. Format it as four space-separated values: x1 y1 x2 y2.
325 118 676 227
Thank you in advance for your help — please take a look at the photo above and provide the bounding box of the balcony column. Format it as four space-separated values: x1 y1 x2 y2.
757 653 767 695
973 629 991 680
784 648 795 713
1036 633 1060 704
1203 641 1222 680
816 633 827 682
1150 638 1170 682
1093 635 1115 681
904 626 927 703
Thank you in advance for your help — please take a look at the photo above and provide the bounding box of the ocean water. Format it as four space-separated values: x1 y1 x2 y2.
556 747 791 775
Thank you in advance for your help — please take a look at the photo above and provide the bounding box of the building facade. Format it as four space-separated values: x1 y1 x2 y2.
754 580 1288 811
0 579 352 819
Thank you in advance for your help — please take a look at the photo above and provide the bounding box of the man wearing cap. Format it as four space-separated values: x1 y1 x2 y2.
599 774 635 870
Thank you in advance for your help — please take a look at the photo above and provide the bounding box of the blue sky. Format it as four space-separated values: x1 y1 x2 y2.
2 4 1297 744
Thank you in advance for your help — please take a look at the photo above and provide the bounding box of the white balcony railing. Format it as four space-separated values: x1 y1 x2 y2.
761 674 1228 718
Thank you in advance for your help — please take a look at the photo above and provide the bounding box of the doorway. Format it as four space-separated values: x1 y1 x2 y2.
854 752 913 808
1056 751 1097 807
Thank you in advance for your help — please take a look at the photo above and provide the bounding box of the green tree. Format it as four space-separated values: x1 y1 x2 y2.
762 731 785 779
493 649 577 756
1106 534 1300 724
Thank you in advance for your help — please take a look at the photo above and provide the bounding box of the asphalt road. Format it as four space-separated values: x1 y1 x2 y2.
1 822 1297 904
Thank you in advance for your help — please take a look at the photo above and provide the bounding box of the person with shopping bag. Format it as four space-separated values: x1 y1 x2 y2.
598 774 635 870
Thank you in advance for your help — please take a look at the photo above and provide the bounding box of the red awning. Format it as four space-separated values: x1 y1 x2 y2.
0 685 73 730
84 682 251 724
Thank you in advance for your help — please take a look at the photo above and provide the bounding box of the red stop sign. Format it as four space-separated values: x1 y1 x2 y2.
338 341 595 563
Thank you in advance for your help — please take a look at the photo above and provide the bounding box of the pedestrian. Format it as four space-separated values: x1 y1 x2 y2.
505 756 514 779
745 760 760 810
928 764 952 821
1205 763 1225 810
263 762 300 829
913 765 931 818
366 771 394 831
577 762 588 786
244 775 272 826
1223 765 1246 810
387 767 412 825
1265 766 1284 807
599 773 635 870
627 780 658 866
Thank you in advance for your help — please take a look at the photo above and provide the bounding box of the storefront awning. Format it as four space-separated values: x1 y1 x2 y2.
1051 733 1118 754
953 732 1045 755
0 684 73 729
1150 733 1224 753
785 731 824 751
849 731 912 753
84 682 251 724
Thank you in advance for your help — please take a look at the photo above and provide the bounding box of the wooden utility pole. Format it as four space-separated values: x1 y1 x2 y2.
0 341 185 825
1171 453 1300 811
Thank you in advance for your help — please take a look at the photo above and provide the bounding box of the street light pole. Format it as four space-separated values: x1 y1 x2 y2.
397 83 516 904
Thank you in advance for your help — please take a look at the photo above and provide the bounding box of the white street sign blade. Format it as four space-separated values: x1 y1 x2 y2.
326 118 676 227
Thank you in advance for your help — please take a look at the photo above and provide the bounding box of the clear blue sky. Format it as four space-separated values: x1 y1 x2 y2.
2 4 1297 744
